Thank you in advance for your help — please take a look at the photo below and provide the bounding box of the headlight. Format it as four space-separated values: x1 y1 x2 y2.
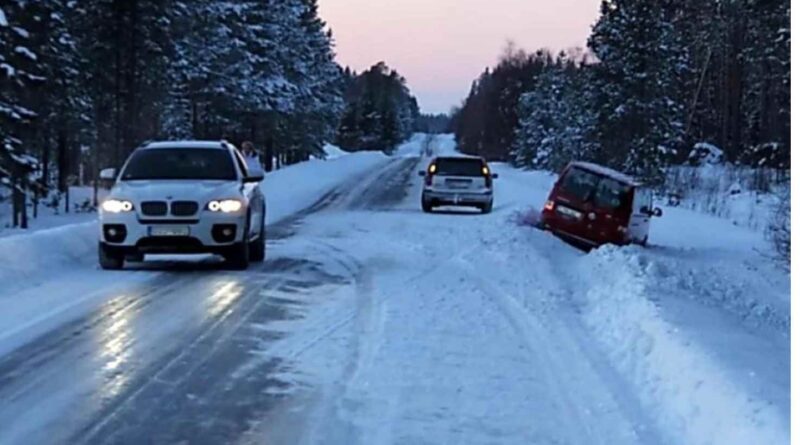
101 199 134 213
207 199 243 213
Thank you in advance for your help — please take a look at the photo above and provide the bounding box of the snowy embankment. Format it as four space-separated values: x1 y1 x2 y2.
497 166 789 444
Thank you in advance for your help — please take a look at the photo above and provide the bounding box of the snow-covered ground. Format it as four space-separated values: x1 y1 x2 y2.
0 134 788 445
240 136 788 444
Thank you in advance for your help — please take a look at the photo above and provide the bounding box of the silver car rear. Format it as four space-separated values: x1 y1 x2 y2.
420 156 497 213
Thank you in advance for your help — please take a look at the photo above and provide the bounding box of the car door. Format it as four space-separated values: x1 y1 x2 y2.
628 187 650 243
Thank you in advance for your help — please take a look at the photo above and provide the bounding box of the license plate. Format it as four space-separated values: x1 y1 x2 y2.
149 226 190 237
446 180 470 189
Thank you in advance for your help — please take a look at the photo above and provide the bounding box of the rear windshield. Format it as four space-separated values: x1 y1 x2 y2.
435 158 484 177
121 148 236 181
560 166 631 210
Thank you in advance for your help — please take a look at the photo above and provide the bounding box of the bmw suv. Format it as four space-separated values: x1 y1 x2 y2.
98 141 266 270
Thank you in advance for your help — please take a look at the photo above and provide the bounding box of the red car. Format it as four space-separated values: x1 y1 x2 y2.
539 161 662 247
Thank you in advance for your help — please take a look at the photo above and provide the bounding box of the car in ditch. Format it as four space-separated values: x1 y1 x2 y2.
97 140 266 270
539 161 662 247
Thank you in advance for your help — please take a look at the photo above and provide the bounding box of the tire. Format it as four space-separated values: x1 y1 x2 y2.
249 214 266 263
225 241 250 270
98 243 124 270
481 201 493 214
225 216 251 270
421 196 434 213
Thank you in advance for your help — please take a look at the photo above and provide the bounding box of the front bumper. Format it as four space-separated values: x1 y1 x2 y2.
99 210 248 253
423 189 493 206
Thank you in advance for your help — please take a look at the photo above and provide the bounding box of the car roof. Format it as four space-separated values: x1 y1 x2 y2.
569 161 640 186
141 140 230 150
434 155 485 162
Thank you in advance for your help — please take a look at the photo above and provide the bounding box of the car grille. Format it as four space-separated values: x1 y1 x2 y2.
141 201 168 216
171 201 199 217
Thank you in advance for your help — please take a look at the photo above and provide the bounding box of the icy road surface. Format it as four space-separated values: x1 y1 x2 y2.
0 135 788 444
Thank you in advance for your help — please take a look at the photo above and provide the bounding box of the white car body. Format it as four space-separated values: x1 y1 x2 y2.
98 141 266 269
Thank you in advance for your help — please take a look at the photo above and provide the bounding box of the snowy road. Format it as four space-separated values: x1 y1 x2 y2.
0 135 789 444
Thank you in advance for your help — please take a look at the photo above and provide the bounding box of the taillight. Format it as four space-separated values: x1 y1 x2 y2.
425 163 436 186
482 165 492 188
544 200 555 211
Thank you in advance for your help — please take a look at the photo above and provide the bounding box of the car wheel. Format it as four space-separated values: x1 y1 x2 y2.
225 217 251 270
422 197 434 213
249 214 266 263
98 243 124 270
641 236 649 247
481 201 493 214
225 241 250 270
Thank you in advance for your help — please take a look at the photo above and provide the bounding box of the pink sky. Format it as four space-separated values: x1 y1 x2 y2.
318 0 602 113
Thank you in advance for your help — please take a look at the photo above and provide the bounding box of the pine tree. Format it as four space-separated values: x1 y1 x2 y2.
589 0 687 183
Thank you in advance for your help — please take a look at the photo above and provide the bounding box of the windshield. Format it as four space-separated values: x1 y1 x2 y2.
560 166 631 210
436 158 484 176
120 148 236 181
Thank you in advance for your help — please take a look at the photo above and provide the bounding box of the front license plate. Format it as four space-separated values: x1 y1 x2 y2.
149 226 190 237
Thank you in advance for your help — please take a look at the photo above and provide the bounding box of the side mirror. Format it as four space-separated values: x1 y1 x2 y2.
640 205 650 215
652 207 663 217
99 168 117 181
244 171 264 183
418 170 426 177
492 173 499 179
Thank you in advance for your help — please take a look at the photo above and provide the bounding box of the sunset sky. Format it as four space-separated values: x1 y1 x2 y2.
318 0 602 113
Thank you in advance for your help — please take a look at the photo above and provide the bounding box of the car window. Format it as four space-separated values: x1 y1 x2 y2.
435 158 484 176
121 148 236 181
560 167 631 210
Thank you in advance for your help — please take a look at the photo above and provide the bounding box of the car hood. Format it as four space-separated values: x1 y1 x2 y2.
110 180 244 203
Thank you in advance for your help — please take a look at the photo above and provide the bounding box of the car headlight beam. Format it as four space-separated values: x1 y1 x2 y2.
102 199 134 213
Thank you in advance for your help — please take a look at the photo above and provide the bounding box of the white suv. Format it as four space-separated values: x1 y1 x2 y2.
98 141 266 270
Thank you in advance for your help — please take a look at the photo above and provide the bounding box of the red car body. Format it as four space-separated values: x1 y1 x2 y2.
539 162 662 247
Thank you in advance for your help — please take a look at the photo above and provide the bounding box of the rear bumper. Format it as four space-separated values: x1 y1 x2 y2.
423 189 493 205
540 212 628 246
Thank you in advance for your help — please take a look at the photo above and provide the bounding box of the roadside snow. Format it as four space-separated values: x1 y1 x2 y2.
321 143 348 160
252 156 788 445
263 152 387 223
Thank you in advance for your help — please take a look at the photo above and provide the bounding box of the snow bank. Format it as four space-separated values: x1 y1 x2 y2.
0 222 97 293
574 246 788 445
321 143 348 160
262 151 387 223
394 133 428 157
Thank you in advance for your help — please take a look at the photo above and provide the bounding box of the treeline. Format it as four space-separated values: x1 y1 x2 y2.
0 0 352 227
336 62 420 152
452 0 790 182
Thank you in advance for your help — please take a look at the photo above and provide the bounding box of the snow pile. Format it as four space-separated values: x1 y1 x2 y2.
574 246 788 445
262 152 387 223
0 222 97 292
687 142 724 166
321 143 348 160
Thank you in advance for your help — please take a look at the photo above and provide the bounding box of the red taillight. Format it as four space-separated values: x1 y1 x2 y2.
425 163 435 186
482 165 492 188
544 200 555 211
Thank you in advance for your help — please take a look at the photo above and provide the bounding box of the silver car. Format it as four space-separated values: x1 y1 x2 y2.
97 141 266 270
419 156 497 213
